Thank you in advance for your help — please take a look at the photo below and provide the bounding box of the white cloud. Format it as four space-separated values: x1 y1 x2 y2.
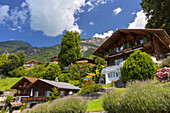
113 7 122 15
0 5 9 24
128 10 147 29
89 21 94 25
0 5 28 31
26 0 85 36
86 1 94 12
21 2 27 8
93 30 113 38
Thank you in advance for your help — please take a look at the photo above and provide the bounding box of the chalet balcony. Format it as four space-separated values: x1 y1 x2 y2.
21 97 49 103
14 92 30 96
104 42 152 59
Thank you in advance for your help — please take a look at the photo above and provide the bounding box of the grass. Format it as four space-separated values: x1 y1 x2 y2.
0 77 21 91
86 87 126 112
102 84 113 87
86 96 104 112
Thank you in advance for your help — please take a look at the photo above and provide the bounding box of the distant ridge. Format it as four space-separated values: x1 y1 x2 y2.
0 38 106 63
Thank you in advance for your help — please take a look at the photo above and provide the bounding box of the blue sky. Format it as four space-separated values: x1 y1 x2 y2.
0 0 147 47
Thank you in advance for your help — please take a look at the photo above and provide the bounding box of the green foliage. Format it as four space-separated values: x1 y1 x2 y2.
49 96 88 113
69 63 93 83
43 63 62 80
121 50 157 83
95 57 107 66
23 96 87 113
80 82 102 94
94 65 105 83
26 65 45 78
102 80 170 113
2 96 14 104
16 51 26 66
58 73 69 82
159 57 170 68
140 0 170 35
69 80 81 87
58 31 82 68
20 104 27 112
102 90 124 113
9 66 26 77
102 84 113 87
0 53 7 66
49 87 60 103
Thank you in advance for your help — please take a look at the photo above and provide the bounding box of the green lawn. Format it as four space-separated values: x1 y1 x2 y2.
87 96 104 112
0 77 21 91
87 87 126 112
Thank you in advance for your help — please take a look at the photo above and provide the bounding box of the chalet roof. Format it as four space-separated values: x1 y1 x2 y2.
11 77 38 89
26 60 43 65
50 56 57 60
71 57 95 64
38 79 80 90
86 73 95 76
93 29 170 57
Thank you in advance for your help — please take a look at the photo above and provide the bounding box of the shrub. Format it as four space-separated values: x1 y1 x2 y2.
120 80 170 113
102 80 170 113
22 96 87 113
2 96 14 104
160 57 170 68
49 96 88 113
22 103 48 113
156 67 170 81
121 50 157 83
102 90 124 113
80 81 102 94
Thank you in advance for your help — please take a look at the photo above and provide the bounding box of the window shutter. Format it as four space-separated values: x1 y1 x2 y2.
127 43 129 48
143 37 147 43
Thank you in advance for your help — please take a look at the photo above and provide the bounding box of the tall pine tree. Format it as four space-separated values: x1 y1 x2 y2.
58 31 81 68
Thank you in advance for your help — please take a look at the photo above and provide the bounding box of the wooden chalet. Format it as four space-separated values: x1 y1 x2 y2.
11 77 80 108
49 56 58 64
23 60 43 68
93 29 170 84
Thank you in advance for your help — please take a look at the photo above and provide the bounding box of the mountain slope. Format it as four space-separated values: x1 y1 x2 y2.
0 38 106 63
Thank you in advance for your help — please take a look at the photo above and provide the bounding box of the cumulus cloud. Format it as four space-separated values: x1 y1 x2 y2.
0 5 9 24
113 7 122 15
93 30 113 38
26 0 85 36
0 4 28 31
128 10 147 29
89 21 94 25
86 1 94 12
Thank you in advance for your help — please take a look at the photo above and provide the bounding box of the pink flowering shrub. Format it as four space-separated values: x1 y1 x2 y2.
156 67 170 81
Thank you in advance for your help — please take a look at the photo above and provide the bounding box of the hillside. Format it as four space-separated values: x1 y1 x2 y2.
0 38 106 63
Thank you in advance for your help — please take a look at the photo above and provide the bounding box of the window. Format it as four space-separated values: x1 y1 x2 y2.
108 74 110 78
135 41 137 46
46 91 50 97
116 73 119 77
140 40 144 44
143 37 147 43
116 48 119 52
60 91 65 96
127 43 129 48
109 49 112 53
34 91 38 97
115 60 119 65
113 72 115 77
120 46 123 51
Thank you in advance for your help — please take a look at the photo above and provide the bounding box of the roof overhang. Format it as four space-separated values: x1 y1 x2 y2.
93 29 170 57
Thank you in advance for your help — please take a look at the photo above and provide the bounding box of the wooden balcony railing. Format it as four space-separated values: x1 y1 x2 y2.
21 97 49 103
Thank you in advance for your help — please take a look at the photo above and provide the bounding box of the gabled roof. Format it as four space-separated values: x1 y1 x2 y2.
37 79 80 90
26 60 43 65
11 77 38 89
71 57 95 64
93 29 170 57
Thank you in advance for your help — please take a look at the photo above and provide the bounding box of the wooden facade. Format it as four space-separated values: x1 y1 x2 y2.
49 56 58 64
11 77 80 103
93 29 170 66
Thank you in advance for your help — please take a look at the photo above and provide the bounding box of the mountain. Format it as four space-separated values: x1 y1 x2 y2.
0 38 106 63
